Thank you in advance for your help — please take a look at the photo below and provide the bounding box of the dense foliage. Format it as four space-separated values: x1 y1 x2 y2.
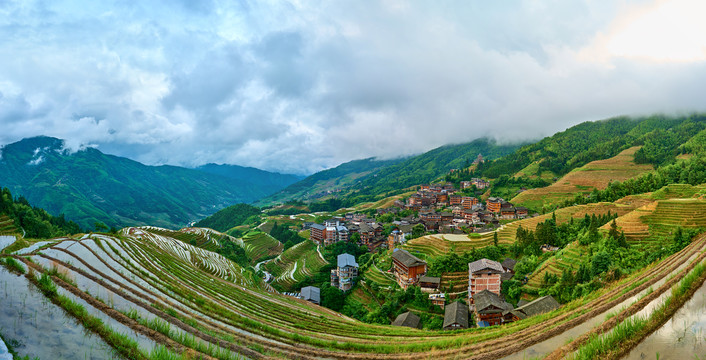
216 240 251 267
0 187 82 238
268 222 306 250
194 203 261 232
512 212 618 257
0 136 278 229
471 115 706 180
427 245 506 276
563 155 706 207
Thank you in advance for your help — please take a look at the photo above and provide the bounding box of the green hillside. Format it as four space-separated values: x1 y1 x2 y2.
258 157 403 205
477 114 706 180
0 136 289 229
261 137 521 207
194 163 302 195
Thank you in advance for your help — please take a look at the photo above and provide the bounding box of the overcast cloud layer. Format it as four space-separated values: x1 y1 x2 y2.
1 0 706 174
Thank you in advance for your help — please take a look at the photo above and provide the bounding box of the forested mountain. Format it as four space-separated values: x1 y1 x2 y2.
258 157 404 205
261 138 520 206
194 164 302 195
0 187 82 239
0 136 293 229
474 114 706 179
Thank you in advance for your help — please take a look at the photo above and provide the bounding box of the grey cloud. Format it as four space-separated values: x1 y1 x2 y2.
2 0 706 175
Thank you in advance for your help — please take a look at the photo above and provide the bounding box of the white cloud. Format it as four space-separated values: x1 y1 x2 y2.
1 0 706 174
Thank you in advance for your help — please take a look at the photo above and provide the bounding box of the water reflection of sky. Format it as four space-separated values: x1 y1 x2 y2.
0 267 119 359
626 282 706 359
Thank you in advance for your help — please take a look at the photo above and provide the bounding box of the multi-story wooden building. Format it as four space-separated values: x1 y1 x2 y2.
472 290 513 327
486 197 504 213
392 249 427 289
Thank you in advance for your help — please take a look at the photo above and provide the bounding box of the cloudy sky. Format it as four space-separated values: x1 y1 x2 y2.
1 0 706 174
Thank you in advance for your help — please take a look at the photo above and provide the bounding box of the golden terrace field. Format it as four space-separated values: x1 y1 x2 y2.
511 146 654 210
402 197 652 259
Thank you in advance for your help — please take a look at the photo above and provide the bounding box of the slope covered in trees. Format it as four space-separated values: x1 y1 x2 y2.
193 203 262 232
0 136 290 229
0 187 82 238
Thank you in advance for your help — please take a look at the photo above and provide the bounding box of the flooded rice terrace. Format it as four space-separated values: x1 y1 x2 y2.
0 266 120 359
625 280 706 359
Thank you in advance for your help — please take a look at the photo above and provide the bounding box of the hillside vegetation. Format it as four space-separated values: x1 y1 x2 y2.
0 136 294 229
511 146 653 210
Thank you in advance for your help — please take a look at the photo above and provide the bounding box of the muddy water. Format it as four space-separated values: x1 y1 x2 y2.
0 266 120 359
624 281 706 359
502 249 703 360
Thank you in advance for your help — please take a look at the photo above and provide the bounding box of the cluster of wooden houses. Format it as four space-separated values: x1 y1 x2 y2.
389 250 559 329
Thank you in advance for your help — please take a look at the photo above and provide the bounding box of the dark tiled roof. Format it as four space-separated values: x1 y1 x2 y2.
468 259 504 274
310 224 326 230
501 258 517 271
419 275 441 285
443 301 469 329
513 295 560 319
337 253 358 268
392 311 421 328
301 286 320 304
500 272 514 282
393 249 426 268
473 290 513 314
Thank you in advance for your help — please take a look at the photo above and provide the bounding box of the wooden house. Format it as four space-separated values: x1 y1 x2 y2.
443 301 469 330
391 311 421 329
392 249 427 289
509 295 560 321
419 275 441 293
472 290 514 327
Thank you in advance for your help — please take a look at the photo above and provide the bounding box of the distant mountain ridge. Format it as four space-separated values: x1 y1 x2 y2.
0 136 299 229
259 137 522 205
194 163 303 196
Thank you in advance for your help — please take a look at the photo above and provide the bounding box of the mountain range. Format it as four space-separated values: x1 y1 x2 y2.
0 136 300 229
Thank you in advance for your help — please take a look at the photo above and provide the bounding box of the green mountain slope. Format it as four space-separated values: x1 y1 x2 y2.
476 114 706 179
258 157 404 205
194 163 302 195
261 138 521 206
0 136 289 229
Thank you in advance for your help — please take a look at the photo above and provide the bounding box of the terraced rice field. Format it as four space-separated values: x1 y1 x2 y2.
3 224 706 359
264 239 327 290
524 242 588 292
402 200 645 259
242 229 284 263
512 147 653 210
603 197 706 245
0 215 17 235
363 265 396 287
440 271 468 294
145 226 238 252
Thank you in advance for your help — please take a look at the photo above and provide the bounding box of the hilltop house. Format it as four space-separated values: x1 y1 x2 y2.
468 259 504 302
392 249 427 289
443 301 470 330
331 253 359 291
392 311 421 329
429 293 446 309
509 295 560 321
472 290 514 327
419 275 441 293
300 286 320 305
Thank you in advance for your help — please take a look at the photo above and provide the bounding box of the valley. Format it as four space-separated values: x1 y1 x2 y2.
4 115 706 359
